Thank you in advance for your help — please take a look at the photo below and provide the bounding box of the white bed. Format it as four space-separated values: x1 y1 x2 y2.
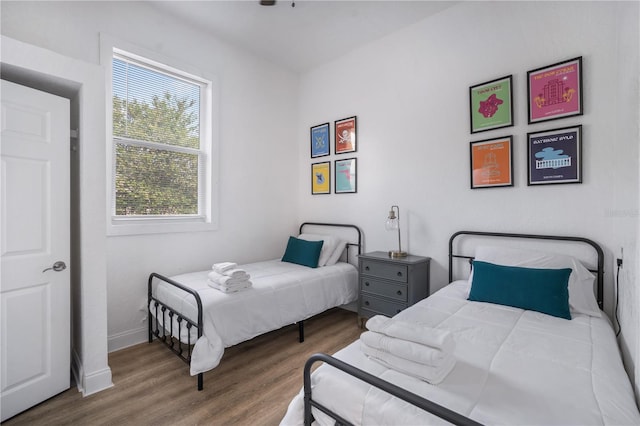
281 231 640 426
148 222 362 390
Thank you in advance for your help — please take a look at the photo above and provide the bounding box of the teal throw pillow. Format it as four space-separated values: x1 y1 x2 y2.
468 260 572 320
281 236 324 268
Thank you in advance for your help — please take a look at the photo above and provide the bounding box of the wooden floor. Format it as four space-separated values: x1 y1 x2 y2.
3 308 361 426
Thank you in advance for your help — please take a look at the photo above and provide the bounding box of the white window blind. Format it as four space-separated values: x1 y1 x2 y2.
112 53 206 217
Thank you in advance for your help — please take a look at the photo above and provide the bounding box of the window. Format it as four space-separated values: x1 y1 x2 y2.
107 46 217 235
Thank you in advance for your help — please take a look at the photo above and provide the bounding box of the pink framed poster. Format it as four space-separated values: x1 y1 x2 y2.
527 57 582 124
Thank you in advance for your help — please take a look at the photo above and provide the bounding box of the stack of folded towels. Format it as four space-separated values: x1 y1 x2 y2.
207 262 252 293
360 315 456 384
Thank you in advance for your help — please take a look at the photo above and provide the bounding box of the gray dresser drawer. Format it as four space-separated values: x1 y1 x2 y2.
360 278 407 302
360 294 405 317
360 259 408 283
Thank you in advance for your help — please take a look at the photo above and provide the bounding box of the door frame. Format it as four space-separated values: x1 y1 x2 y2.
1 35 112 396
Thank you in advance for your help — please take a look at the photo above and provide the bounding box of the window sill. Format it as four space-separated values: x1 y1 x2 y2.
107 216 217 236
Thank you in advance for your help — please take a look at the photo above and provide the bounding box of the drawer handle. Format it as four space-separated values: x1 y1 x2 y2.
365 266 370 271
396 290 402 296
365 282 370 287
365 301 370 306
397 271 403 277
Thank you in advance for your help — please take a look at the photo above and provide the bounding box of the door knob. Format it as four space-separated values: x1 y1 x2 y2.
43 261 67 273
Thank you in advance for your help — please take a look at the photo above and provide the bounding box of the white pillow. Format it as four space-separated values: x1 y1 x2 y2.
297 233 340 267
471 245 600 317
325 239 346 266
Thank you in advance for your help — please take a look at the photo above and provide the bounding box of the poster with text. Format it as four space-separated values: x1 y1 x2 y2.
310 122 330 158
470 136 513 188
469 76 513 133
527 125 582 185
335 158 357 193
528 57 582 124
334 116 357 154
311 162 330 194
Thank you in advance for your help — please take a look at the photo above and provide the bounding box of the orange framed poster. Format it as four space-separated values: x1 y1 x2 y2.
470 136 513 189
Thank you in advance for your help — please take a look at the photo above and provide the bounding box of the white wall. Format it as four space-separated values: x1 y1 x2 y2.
1 1 300 354
297 1 639 398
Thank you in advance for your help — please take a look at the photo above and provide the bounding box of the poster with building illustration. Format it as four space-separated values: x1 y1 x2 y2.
469 75 513 133
527 57 582 124
470 136 513 188
527 125 582 185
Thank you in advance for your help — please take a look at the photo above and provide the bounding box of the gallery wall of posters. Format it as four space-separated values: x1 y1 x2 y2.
468 56 584 189
309 116 358 194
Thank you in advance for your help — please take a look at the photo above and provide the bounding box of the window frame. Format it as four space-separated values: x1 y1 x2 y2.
102 35 219 236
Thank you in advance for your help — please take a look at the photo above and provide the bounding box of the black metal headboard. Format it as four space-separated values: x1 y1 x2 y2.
448 231 605 309
299 222 363 265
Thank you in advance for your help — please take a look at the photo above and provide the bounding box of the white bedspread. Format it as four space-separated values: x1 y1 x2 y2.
281 280 640 426
151 259 358 375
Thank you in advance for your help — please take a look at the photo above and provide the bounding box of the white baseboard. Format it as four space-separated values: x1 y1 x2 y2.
71 348 114 396
108 325 148 353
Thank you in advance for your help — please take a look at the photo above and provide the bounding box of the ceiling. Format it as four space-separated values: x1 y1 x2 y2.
148 1 457 73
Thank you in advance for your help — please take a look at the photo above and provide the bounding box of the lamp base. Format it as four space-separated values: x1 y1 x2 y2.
388 250 408 258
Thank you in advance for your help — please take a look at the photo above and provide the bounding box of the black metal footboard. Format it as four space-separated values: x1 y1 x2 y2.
148 272 204 390
303 353 483 426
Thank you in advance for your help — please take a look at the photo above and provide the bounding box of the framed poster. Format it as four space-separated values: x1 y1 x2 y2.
469 75 513 134
469 136 513 189
334 116 357 154
311 161 331 194
527 57 582 124
527 125 582 185
335 158 357 194
310 122 330 158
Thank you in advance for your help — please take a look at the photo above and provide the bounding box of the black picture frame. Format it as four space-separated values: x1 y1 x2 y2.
527 57 583 124
311 161 331 194
310 122 330 158
527 125 582 185
334 157 357 194
334 116 357 154
469 136 514 189
469 75 514 134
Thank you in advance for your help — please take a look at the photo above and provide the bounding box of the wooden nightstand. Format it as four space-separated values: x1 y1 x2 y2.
357 251 430 327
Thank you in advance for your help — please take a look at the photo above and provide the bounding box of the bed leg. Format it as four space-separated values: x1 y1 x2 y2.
197 373 203 391
299 321 304 343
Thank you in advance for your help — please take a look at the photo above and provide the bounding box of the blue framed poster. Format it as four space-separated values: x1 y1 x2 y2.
335 158 357 193
310 122 330 158
527 125 582 185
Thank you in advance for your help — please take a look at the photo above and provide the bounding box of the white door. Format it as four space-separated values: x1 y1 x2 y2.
0 80 70 422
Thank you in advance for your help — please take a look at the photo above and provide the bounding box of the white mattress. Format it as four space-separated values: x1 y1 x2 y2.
150 259 358 375
281 280 640 426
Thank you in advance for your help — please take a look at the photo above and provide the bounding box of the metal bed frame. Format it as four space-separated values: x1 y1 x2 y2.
147 222 363 391
302 230 605 426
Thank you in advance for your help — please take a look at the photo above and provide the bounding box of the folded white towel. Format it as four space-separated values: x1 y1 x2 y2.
360 341 456 384
212 262 237 273
207 270 251 286
223 268 249 279
207 279 252 293
366 315 454 353
360 331 449 367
